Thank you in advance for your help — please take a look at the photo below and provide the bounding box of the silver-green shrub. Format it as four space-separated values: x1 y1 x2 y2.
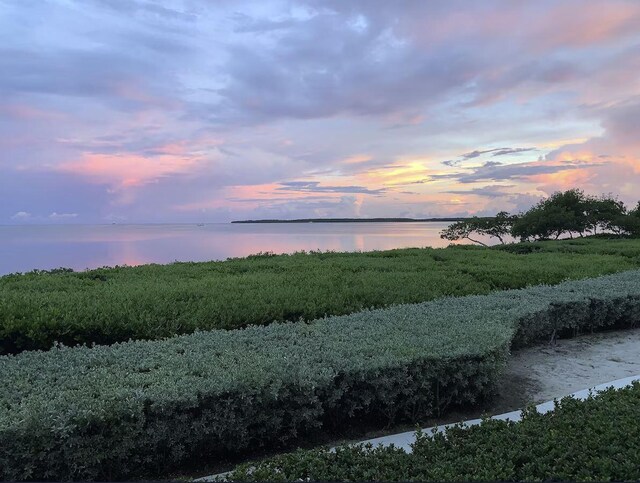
0 270 639 480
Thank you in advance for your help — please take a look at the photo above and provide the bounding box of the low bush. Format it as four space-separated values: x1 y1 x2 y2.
2 237 640 354
226 382 640 482
1 270 639 480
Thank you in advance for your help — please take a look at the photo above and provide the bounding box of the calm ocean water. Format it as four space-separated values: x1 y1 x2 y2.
0 222 485 275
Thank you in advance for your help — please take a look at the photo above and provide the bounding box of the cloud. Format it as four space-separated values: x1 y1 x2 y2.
491 147 537 157
8 210 78 222
460 149 493 160
459 147 536 159
453 159 604 184
207 1 640 125
213 8 482 124
342 154 373 165
446 184 517 198
277 181 386 195
0 103 65 121
1 1 640 222
0 168 111 223
532 100 640 205
91 0 198 23
57 149 207 189
10 211 31 220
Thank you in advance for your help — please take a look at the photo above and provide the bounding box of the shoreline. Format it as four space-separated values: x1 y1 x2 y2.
231 217 467 223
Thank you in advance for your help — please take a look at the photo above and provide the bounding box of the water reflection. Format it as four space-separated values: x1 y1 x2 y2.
0 222 492 275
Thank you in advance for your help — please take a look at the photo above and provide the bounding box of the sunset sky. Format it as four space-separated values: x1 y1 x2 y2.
1 0 639 224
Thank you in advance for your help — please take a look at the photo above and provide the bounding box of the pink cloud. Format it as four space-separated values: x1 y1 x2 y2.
59 149 205 188
407 1 640 51
532 2 640 50
0 104 65 121
107 80 183 111
342 154 373 165
505 106 639 206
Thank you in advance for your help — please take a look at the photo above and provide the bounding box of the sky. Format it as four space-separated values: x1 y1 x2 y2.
1 0 639 224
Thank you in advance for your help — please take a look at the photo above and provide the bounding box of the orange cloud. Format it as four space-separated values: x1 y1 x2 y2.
360 160 432 186
528 165 596 191
343 154 372 164
533 100 640 204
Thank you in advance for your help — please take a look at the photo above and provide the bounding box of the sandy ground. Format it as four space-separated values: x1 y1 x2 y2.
351 329 640 452
498 329 640 407
339 329 640 453
350 328 640 440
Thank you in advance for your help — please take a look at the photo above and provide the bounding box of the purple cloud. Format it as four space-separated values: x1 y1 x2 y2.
1 0 639 222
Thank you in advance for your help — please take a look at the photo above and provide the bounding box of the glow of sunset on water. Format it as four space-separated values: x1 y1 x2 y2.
1 1 639 224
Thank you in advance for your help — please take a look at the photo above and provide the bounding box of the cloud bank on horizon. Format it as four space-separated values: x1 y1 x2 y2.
1 0 639 223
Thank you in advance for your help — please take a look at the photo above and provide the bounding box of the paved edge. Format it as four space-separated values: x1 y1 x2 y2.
355 373 640 451
195 374 640 481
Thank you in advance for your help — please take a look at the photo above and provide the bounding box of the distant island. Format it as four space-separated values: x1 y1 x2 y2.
231 217 468 224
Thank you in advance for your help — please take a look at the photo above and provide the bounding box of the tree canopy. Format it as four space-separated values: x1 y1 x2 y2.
440 211 516 246
442 189 639 246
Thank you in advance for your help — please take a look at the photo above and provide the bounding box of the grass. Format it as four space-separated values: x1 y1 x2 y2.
2 237 640 354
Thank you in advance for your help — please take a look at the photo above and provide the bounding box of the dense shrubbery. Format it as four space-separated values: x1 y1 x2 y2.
225 382 640 482
442 189 640 244
1 270 639 480
2 237 640 354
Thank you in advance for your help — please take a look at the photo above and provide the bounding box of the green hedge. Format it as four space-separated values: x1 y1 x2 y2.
226 382 640 482
2 237 640 354
1 270 639 480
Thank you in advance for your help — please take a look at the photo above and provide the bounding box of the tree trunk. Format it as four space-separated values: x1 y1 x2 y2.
465 236 489 247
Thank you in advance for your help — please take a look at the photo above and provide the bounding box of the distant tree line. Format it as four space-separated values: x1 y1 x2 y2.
441 189 640 246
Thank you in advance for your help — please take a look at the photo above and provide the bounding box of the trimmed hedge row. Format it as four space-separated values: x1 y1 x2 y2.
225 382 640 482
1 270 640 480
2 237 640 355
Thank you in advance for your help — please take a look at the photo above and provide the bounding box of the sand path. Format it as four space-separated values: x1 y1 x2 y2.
498 328 640 407
355 329 640 452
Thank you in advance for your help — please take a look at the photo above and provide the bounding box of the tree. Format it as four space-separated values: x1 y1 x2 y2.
512 189 590 241
445 190 639 245
481 211 516 244
584 194 627 235
547 189 590 237
511 203 569 241
621 202 640 237
441 218 490 247
441 212 516 246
